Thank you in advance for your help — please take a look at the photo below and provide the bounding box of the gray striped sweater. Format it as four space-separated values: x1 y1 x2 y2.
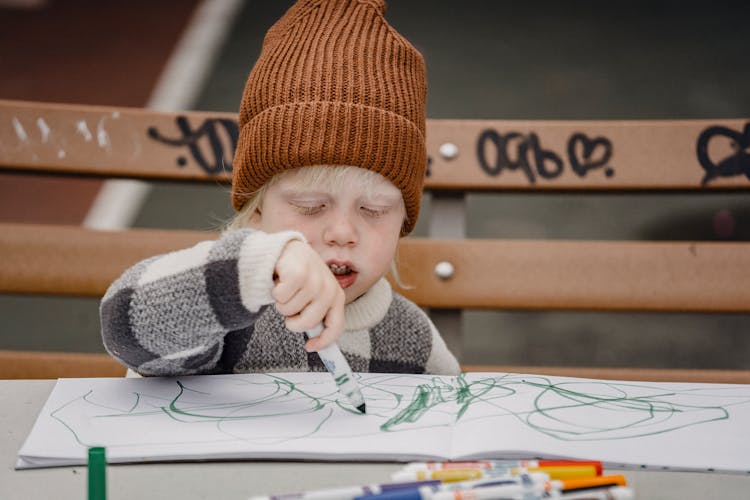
100 228 460 376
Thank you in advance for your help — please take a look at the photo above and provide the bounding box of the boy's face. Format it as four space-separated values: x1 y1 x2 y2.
255 167 405 304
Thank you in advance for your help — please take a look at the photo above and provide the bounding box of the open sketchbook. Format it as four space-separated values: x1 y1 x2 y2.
17 372 750 472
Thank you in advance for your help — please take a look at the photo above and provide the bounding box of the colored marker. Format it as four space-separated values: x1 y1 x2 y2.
403 460 603 476
355 472 550 500
557 486 634 499
391 469 485 483
306 324 366 413
88 446 106 500
392 465 596 483
552 475 628 492
248 480 442 500
522 465 598 480
430 472 548 500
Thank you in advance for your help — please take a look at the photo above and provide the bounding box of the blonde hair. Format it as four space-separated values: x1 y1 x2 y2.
227 165 406 229
226 165 409 287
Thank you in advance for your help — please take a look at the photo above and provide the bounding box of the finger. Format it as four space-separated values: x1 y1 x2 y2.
271 275 303 304
284 276 336 333
305 289 345 352
284 295 329 333
273 285 314 317
272 240 310 303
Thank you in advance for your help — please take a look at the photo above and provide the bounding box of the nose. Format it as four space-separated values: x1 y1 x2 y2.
323 210 358 246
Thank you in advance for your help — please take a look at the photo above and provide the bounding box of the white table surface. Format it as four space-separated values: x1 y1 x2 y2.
2 379 750 500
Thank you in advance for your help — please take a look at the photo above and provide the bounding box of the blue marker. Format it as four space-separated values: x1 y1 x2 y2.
353 478 529 500
249 480 441 500
353 473 551 500
306 324 366 413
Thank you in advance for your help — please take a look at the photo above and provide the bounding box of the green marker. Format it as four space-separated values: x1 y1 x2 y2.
306 324 366 413
88 446 107 500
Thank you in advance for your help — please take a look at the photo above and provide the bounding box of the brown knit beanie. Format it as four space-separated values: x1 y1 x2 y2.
232 0 427 235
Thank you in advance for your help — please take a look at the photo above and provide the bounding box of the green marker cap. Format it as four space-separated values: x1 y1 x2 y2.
88 446 107 500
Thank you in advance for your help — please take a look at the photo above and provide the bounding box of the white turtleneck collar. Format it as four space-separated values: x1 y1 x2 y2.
343 278 392 331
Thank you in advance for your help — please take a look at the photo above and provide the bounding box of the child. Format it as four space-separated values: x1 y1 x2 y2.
100 0 460 376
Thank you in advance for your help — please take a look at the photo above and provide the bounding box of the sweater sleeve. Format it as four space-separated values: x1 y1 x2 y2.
425 319 461 375
100 228 304 376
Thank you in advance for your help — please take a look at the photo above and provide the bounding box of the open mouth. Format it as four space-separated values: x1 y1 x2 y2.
328 261 357 288
329 263 352 275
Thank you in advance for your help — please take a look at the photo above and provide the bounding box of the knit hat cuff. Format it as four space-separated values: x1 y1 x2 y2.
232 100 426 235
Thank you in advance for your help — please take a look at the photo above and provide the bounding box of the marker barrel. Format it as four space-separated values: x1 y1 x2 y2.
249 480 441 500
88 447 107 500
553 474 628 492
555 486 634 500
359 473 551 500
306 324 366 412
392 465 595 483
391 469 485 483
403 460 602 476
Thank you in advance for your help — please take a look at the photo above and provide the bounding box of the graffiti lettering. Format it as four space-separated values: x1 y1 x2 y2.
697 124 750 186
477 130 535 182
568 133 614 178
477 129 614 183
147 116 239 175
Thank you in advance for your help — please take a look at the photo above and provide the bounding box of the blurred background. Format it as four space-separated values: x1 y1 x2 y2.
1 0 748 369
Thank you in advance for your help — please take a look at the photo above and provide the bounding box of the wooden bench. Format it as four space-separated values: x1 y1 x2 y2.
1 98 749 382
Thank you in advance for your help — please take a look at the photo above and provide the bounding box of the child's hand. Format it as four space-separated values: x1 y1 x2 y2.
272 240 345 351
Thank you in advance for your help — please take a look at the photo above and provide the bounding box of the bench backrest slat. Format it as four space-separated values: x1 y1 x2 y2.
3 99 749 191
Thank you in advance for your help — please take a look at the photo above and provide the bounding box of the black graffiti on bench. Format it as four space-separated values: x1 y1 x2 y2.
147 116 239 174
568 133 614 178
476 129 614 183
697 123 750 186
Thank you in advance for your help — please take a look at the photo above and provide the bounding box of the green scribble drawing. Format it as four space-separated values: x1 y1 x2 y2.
381 374 744 441
49 372 750 450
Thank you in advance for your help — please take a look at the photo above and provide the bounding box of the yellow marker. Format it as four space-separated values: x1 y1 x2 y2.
518 465 598 480
392 468 485 483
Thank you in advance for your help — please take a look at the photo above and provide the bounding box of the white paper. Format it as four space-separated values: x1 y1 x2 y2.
17 372 750 472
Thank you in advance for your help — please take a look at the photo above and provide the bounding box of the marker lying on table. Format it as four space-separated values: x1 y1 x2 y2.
391 469 484 483
248 480 441 500
306 324 366 414
360 474 630 500
354 472 550 500
88 446 107 500
429 476 628 500
552 475 628 492
556 486 634 500
392 464 598 483
250 476 539 500
402 460 603 476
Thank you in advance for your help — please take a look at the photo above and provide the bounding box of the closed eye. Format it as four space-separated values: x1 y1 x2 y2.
292 203 325 215
361 206 389 217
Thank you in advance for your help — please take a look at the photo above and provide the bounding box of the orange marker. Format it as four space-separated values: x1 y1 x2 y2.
554 474 628 491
